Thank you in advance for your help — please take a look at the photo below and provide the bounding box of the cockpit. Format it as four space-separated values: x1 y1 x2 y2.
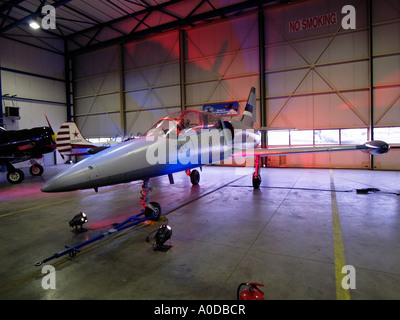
145 110 222 137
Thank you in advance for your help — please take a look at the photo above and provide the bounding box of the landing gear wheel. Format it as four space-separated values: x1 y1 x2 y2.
29 164 44 176
190 169 200 185
144 202 161 221
7 169 25 184
252 175 261 189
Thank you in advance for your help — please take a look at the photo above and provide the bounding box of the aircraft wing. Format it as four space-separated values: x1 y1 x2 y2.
258 126 296 131
87 145 109 154
232 141 390 158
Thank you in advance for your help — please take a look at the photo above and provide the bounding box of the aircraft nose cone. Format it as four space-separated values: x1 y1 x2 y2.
41 162 90 192
41 181 50 192
41 136 157 193
41 179 59 192
41 175 71 192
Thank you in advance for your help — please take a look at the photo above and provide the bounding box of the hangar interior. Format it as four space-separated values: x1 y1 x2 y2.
1 0 400 300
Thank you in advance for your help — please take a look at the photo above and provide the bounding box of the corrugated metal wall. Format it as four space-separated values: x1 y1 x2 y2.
263 0 399 169
72 0 400 169
0 37 66 164
184 14 260 114
124 32 181 136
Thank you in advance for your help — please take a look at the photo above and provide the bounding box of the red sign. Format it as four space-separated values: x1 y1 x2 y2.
289 12 337 33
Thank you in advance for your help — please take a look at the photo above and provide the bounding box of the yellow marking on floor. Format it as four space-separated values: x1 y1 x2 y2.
330 169 351 300
0 196 86 218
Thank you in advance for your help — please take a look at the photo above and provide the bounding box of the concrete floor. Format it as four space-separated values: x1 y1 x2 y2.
1 164 400 300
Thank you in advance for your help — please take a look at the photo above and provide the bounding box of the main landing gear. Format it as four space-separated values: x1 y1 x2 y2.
2 160 44 184
185 169 200 185
29 161 44 177
2 161 24 184
252 156 262 189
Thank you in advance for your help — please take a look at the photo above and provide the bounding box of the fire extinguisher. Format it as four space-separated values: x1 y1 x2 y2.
237 282 265 300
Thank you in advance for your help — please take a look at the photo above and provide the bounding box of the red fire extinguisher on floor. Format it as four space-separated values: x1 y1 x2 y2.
237 282 265 300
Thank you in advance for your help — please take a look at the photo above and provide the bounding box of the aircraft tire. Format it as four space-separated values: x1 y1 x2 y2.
145 202 161 221
252 177 261 189
29 164 44 176
7 169 25 184
190 169 200 185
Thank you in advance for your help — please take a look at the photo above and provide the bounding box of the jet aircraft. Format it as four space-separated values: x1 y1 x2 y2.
41 88 390 218
0 124 56 184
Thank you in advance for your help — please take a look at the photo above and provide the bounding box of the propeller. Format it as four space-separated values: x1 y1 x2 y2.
44 114 57 143
44 114 64 159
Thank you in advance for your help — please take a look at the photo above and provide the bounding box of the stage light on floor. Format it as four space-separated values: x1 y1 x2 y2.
153 224 172 251
69 212 88 232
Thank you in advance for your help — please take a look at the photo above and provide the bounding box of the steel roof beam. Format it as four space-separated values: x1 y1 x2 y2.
69 0 279 55
0 0 73 33
66 0 185 40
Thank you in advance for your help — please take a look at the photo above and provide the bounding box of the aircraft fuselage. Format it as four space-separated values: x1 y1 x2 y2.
41 115 259 193
0 127 55 163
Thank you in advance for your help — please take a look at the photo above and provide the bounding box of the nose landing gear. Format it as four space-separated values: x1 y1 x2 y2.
140 179 161 220
35 179 163 266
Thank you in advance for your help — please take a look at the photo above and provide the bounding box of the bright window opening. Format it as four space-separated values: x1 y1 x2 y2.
290 130 314 145
255 127 398 147
267 131 289 146
314 130 339 145
374 127 400 144
341 128 368 144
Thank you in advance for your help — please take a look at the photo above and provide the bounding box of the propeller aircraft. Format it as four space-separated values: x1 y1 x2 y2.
0 123 56 184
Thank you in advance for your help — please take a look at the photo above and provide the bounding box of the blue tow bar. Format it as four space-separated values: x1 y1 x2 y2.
35 210 160 267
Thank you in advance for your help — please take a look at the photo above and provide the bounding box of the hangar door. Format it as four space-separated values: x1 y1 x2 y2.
73 46 123 139
72 0 399 170
263 0 400 169
73 31 182 139
72 14 261 142
183 13 259 117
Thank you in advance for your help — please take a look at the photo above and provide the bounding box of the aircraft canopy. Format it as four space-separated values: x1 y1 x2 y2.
145 110 221 137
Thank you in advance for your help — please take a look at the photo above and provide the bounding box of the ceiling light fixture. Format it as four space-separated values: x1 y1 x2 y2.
29 17 40 29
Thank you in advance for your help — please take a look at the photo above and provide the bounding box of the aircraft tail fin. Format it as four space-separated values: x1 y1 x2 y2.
240 87 256 128
56 121 94 157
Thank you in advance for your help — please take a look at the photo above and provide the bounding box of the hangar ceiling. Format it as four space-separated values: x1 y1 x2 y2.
0 0 296 55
